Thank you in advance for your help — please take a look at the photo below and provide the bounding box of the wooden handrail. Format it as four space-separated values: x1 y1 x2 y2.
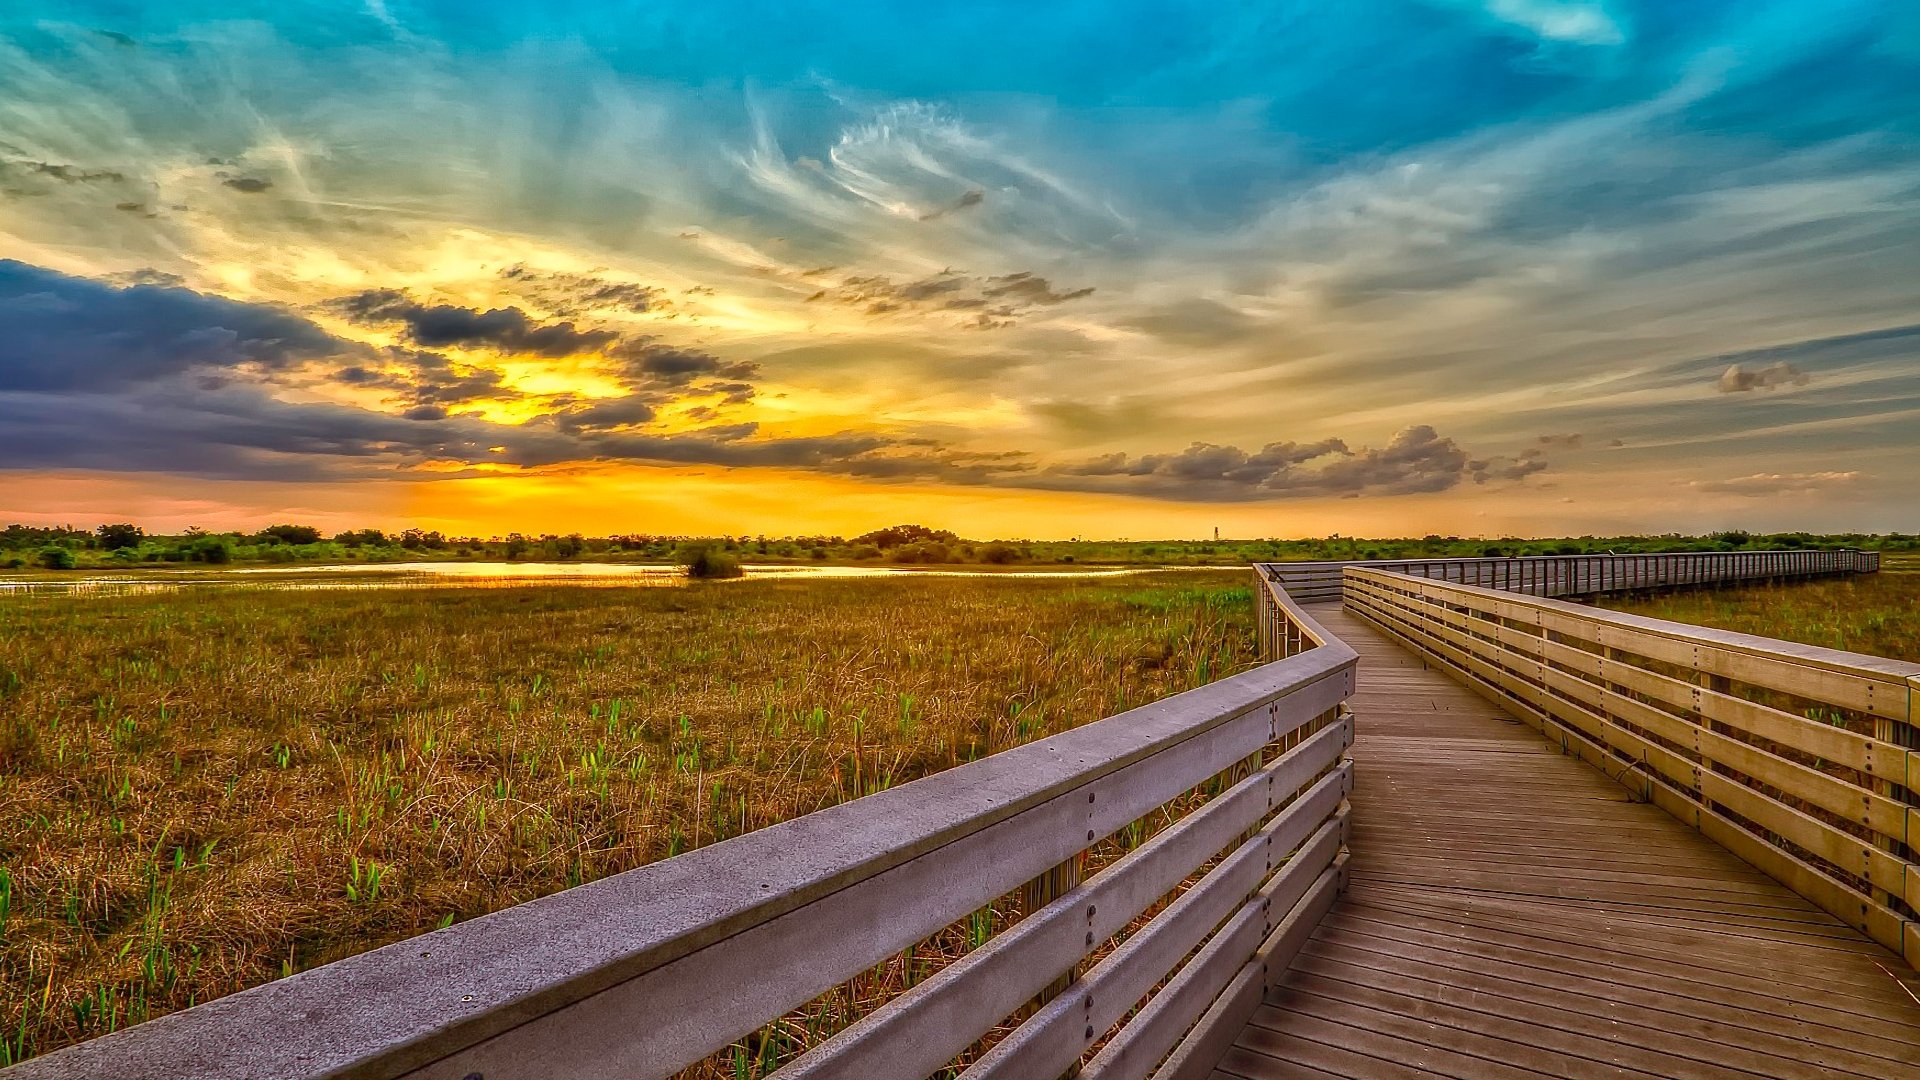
19 573 1356 1080
1264 548 1874 602
1343 565 1920 969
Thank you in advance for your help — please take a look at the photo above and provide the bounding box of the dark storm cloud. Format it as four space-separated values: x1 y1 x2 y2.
0 259 362 391
332 289 623 356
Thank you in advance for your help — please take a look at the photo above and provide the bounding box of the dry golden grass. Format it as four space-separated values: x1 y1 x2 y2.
0 571 1257 1064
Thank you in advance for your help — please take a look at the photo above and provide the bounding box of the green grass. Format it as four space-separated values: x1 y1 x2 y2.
1598 557 1920 662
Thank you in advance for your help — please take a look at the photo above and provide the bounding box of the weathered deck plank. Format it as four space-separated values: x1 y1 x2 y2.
1217 604 1920 1080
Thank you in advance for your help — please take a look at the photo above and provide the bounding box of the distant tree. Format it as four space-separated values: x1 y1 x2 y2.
257 524 323 546
39 545 75 570
95 523 144 550
851 524 959 549
504 533 530 560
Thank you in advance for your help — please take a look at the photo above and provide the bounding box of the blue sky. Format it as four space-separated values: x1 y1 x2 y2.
2 1 1916 535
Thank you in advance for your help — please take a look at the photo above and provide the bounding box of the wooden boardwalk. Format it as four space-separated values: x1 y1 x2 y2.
1213 604 1920 1080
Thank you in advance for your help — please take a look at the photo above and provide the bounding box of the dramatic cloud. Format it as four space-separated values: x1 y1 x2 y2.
335 349 509 409
1 262 1559 508
605 341 757 391
1717 362 1810 393
1043 426 1532 501
332 290 622 357
0 259 362 391
1468 449 1550 484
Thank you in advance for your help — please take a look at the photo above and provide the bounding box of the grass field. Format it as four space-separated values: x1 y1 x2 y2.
1598 554 1920 662
0 571 1257 1065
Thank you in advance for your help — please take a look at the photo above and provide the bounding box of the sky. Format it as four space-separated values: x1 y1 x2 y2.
2 1 1917 539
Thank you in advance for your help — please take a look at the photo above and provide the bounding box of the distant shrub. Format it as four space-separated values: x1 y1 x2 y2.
890 542 951 564
851 545 882 560
680 546 744 580
193 538 234 564
980 542 1020 564
38 546 75 570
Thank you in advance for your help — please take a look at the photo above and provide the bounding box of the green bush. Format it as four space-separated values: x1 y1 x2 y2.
38 546 75 570
980 542 1020 564
679 546 744 580
193 538 234 564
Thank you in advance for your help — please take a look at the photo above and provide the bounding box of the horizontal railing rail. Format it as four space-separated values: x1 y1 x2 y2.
1343 565 1920 969
1265 548 1874 602
19 575 1356 1080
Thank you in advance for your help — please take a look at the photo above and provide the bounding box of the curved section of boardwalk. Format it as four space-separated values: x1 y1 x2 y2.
1213 604 1920 1080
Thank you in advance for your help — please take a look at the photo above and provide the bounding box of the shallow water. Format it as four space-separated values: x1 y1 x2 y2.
0 560 1200 597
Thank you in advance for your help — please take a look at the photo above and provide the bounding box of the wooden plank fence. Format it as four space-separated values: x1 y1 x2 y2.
1342 564 1920 970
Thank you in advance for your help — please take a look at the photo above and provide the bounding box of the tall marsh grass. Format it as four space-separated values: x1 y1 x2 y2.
1599 558 1920 662
0 571 1256 1064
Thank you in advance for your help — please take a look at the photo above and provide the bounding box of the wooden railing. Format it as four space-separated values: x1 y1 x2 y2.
1266 548 1874 602
1343 565 1920 969
20 575 1355 1080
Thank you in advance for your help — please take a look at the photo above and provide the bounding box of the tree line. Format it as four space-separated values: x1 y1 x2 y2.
3 521 1913 572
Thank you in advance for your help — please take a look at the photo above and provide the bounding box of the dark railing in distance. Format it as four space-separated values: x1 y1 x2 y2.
18 573 1357 1080
1264 548 1876 602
